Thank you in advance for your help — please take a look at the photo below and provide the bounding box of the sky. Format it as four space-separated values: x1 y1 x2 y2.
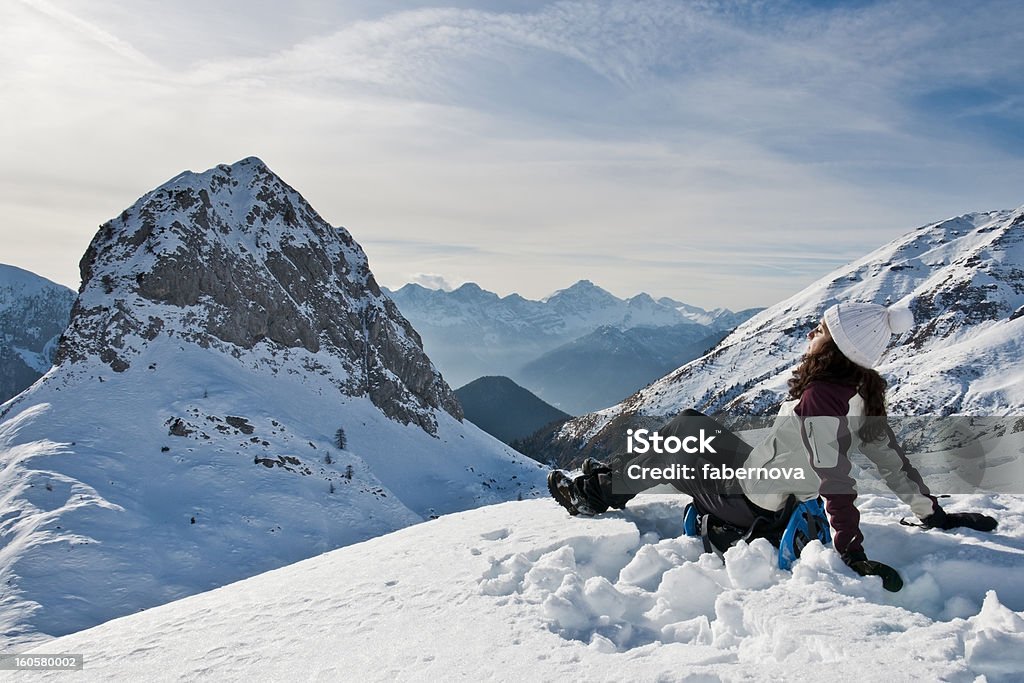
1 0 1023 310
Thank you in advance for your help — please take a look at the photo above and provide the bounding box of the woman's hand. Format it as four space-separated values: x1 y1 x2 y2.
922 508 998 532
841 550 903 592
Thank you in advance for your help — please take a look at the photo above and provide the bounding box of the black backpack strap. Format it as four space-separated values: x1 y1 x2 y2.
699 513 720 558
741 494 798 546
700 495 803 559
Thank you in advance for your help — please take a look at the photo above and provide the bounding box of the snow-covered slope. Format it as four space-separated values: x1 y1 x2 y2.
24 494 1024 681
0 157 546 650
560 208 1024 447
385 280 759 391
0 264 75 402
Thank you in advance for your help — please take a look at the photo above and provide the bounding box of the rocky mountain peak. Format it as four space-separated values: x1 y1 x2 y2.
53 157 461 431
543 279 616 307
450 282 498 303
907 208 1024 347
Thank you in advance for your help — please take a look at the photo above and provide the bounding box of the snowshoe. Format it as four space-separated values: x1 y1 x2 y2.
778 498 832 571
682 498 832 569
700 514 747 557
682 502 700 537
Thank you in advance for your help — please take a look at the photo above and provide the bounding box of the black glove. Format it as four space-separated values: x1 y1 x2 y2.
842 550 903 592
922 508 998 532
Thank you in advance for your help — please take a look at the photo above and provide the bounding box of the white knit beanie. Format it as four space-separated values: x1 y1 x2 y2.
822 302 914 369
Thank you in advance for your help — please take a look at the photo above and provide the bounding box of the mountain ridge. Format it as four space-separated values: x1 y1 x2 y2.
384 279 761 393
517 323 728 414
43 156 459 432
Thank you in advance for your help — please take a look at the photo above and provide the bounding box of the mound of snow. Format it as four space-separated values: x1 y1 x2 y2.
24 493 1024 681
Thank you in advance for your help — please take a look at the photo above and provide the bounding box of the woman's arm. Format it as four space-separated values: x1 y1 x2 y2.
794 383 904 590
856 423 941 519
793 382 866 558
797 382 996 542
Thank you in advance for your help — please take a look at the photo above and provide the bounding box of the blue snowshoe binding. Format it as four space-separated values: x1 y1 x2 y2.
683 498 832 570
777 498 831 570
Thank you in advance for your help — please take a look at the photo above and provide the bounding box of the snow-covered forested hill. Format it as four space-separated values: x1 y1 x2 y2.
556 208 1024 453
0 264 75 402
455 376 569 444
22 495 1024 681
0 158 545 650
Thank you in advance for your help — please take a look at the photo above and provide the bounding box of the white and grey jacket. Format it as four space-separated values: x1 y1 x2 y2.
739 380 940 555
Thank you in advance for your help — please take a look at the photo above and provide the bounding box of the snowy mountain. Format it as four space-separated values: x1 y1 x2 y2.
23 494 1024 681
555 207 1024 453
384 280 759 393
0 157 546 650
0 264 75 402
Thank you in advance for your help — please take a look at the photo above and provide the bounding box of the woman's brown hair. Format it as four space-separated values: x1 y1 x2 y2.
788 325 888 441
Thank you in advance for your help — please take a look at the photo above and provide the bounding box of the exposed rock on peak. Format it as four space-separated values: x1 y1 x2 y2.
54 157 460 431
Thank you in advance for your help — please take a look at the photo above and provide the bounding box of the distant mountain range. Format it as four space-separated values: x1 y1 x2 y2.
0 264 75 402
517 323 728 415
529 207 1024 467
385 281 760 412
455 376 569 445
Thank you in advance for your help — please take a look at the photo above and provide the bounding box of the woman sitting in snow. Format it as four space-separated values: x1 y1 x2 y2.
548 302 998 592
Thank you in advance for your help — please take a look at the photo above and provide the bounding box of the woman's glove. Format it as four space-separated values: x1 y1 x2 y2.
922 508 998 532
841 550 903 592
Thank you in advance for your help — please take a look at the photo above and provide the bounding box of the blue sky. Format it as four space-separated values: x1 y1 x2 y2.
2 0 1023 309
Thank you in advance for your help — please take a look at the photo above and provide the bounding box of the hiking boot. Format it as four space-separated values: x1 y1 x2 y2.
547 469 600 517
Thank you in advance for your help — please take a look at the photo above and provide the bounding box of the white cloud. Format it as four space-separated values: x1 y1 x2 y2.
1 0 1022 308
407 273 461 291
14 0 158 67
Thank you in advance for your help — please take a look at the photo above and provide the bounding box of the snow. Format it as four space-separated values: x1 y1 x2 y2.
965 591 1024 678
5 168 1022 679
0 265 64 299
18 493 1024 681
0 329 547 651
